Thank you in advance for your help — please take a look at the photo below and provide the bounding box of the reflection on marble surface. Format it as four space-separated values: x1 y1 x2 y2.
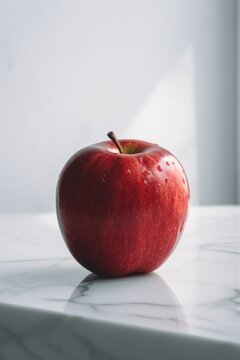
0 207 240 359
65 273 187 332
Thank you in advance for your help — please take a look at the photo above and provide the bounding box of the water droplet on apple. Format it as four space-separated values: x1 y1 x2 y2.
139 157 143 163
165 178 168 184
143 170 151 176
126 169 131 175
157 165 163 172
172 161 175 165
166 161 170 166
144 180 148 184
182 177 186 184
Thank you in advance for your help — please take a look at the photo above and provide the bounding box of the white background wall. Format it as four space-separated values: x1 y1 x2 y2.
0 0 238 212
238 0 240 205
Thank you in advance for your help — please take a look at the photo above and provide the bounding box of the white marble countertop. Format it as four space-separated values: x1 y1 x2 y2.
0 207 240 359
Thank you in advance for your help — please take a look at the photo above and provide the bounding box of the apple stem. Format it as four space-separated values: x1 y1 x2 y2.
107 131 124 154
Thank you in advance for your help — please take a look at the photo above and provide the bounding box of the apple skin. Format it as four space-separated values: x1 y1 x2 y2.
56 139 190 277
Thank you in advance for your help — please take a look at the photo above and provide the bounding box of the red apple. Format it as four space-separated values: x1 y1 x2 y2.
56 132 190 277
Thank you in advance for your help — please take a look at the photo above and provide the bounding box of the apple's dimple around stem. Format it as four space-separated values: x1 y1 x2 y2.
107 131 124 154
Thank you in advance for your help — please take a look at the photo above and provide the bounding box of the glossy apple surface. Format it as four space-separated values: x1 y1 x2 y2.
56 138 190 277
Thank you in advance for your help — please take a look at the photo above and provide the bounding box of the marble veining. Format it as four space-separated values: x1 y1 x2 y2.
0 207 240 359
